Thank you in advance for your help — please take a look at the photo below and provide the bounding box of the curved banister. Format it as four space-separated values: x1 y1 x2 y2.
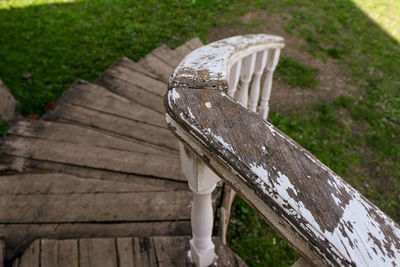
165 35 400 266
169 34 284 91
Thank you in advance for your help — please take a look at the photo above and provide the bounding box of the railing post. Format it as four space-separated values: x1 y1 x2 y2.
179 142 220 267
259 48 281 119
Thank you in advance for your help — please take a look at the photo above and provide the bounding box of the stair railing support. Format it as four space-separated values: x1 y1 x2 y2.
179 142 220 267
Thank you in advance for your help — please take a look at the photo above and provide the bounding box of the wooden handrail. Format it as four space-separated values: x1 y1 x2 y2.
166 35 400 266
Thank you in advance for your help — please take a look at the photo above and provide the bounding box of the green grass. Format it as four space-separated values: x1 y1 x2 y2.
0 0 235 115
1 0 400 266
275 57 319 88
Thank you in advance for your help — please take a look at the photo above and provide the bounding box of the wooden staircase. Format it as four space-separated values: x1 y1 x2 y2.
0 38 246 266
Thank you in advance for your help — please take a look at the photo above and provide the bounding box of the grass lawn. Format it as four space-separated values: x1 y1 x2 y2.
1 0 400 266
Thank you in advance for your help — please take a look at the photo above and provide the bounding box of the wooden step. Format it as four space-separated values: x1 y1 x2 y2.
0 172 187 194
44 101 178 151
53 80 166 128
0 157 182 185
0 184 192 223
138 37 204 83
13 237 246 267
95 63 166 114
113 56 159 80
8 119 174 156
0 172 222 261
138 51 175 83
0 135 182 180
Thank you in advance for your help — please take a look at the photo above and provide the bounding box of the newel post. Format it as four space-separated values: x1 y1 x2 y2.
179 142 220 267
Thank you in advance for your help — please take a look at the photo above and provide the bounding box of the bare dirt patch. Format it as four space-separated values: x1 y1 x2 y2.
207 11 356 114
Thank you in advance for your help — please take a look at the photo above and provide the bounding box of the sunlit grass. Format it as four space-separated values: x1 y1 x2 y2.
0 0 78 10
353 0 400 42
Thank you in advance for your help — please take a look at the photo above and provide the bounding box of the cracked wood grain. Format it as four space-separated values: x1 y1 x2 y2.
165 87 400 267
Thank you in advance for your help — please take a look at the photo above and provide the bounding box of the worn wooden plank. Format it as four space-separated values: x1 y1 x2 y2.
212 237 247 267
173 42 192 60
138 51 175 82
166 87 400 266
0 240 4 267
183 37 204 51
1 136 181 180
292 257 311 267
18 240 40 267
54 80 166 128
2 221 191 262
150 44 178 68
100 63 167 97
95 71 165 114
153 236 189 267
40 239 58 267
79 238 117 267
45 102 177 150
0 173 187 195
58 240 78 267
150 38 204 69
8 120 174 157
116 238 134 267
113 56 159 80
0 158 187 188
132 238 158 266
0 190 192 223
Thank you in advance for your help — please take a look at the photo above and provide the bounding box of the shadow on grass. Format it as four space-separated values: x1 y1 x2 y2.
0 0 227 115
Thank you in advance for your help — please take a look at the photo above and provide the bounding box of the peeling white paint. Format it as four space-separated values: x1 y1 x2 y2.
171 88 180 101
171 34 284 87
305 153 317 164
187 249 193 263
187 107 195 119
205 102 212 109
250 158 400 266
213 134 234 154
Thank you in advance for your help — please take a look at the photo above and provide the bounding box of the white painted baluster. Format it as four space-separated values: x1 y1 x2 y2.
249 50 269 112
228 61 241 98
258 48 281 119
237 54 256 106
179 142 220 267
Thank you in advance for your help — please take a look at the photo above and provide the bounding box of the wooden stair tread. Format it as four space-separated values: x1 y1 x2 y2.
0 158 182 185
97 64 167 98
0 135 182 180
150 44 180 68
0 188 193 223
3 222 191 262
138 37 204 83
116 56 159 80
95 66 166 114
8 119 175 157
43 101 178 151
138 53 175 83
0 173 187 195
14 237 246 267
184 37 204 51
53 80 167 128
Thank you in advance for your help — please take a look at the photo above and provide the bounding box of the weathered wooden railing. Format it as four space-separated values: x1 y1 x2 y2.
165 34 400 267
